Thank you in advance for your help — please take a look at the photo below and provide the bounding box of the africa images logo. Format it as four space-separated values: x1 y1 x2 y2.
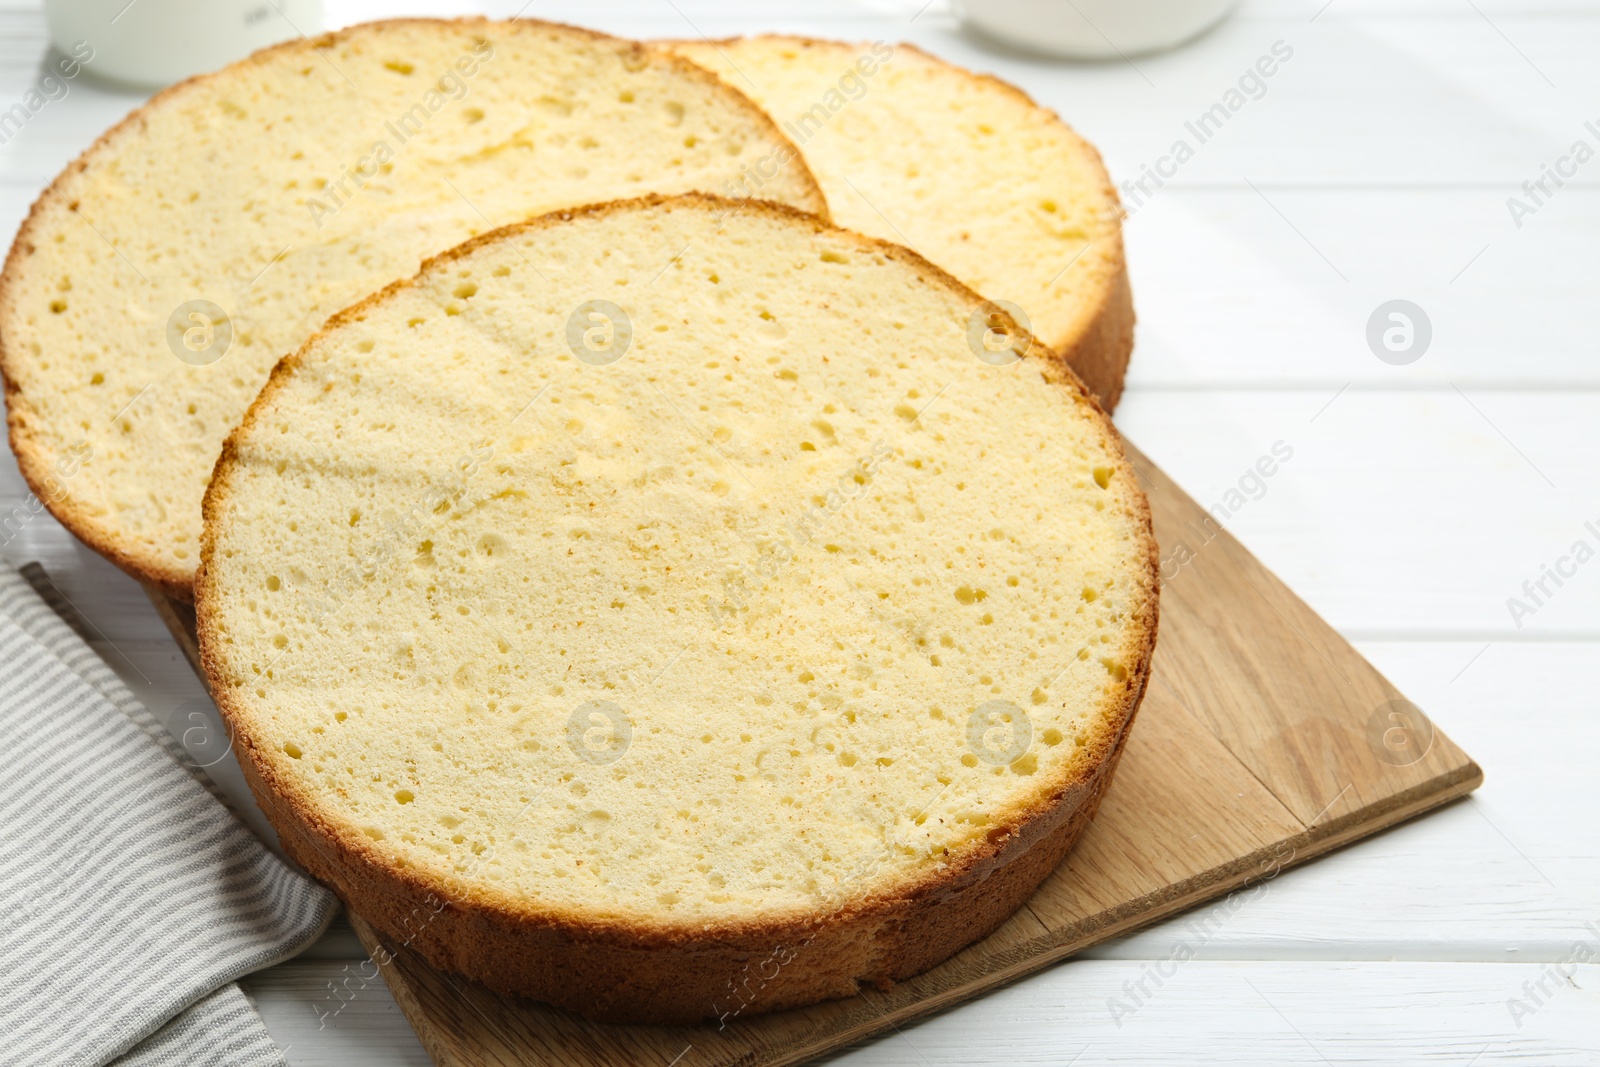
1504 518 1600 629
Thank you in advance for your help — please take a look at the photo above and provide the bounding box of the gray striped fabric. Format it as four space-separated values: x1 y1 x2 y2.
0 558 338 1067
111 986 286 1067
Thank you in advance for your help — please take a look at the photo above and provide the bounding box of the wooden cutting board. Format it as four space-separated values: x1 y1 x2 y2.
146 440 1481 1067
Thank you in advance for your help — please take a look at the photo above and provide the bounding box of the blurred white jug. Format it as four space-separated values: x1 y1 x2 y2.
43 0 323 88
956 0 1239 59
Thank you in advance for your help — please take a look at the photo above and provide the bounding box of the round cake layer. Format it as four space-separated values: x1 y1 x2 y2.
198 195 1158 1022
668 35 1134 408
0 17 824 599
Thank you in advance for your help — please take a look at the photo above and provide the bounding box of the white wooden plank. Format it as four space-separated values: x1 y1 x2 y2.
1113 389 1600 638
824 961 1600 1066
244 960 432 1067
1120 187 1600 389
244 958 1600 1067
913 8 1600 189
245 958 1600 1067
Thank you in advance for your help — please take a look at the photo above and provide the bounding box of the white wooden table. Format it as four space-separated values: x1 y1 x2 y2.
3 0 1597 1062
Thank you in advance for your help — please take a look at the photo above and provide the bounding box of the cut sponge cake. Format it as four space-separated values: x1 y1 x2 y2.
0 18 825 601
197 195 1158 1023
667 36 1133 408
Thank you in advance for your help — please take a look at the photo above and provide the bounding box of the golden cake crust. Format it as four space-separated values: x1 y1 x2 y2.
197 194 1158 1024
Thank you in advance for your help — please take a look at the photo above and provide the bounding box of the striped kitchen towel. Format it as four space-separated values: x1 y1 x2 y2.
0 559 338 1067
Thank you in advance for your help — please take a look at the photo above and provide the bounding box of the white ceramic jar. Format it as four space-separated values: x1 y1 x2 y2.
43 0 324 88
956 0 1240 59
